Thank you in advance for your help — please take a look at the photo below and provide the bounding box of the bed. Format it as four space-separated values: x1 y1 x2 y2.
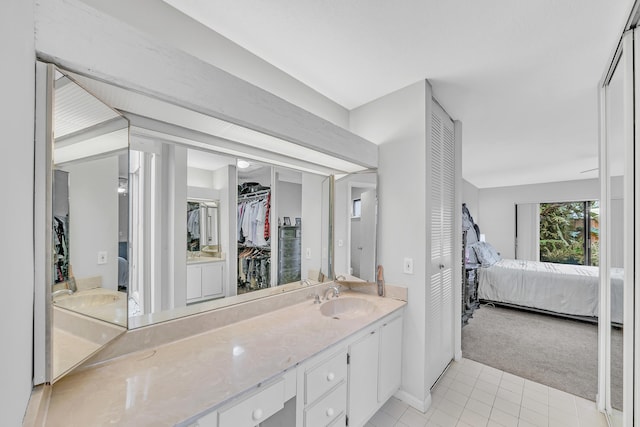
477 258 624 324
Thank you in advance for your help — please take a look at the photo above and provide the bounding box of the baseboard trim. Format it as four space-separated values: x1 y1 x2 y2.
393 389 432 413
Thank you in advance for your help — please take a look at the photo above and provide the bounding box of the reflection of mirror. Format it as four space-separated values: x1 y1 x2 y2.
128 141 328 328
604 54 624 422
334 172 378 281
48 68 371 332
50 70 128 381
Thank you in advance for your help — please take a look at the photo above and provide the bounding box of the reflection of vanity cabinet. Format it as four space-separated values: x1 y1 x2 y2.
278 225 301 285
186 260 225 303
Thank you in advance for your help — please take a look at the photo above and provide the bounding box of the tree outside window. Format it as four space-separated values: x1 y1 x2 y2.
539 201 599 266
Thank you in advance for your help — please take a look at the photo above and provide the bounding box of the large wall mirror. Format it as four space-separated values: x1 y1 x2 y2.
50 71 129 381
45 65 371 381
333 172 378 282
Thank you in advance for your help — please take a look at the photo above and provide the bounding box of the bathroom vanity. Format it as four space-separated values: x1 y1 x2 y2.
186 257 226 303
31 287 405 427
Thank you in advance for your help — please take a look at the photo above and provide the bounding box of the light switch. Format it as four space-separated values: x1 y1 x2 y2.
338 239 344 247
403 257 414 274
306 248 312 259
97 251 108 265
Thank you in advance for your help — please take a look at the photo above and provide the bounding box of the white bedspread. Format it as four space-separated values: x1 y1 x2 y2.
478 259 624 324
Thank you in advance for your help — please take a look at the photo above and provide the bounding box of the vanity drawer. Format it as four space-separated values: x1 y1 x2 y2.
218 379 284 427
305 349 347 404
304 381 346 427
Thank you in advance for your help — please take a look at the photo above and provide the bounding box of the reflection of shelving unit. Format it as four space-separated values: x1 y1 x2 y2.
278 225 301 285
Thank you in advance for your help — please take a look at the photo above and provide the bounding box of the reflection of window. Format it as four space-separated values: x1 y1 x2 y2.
352 198 361 218
539 201 599 266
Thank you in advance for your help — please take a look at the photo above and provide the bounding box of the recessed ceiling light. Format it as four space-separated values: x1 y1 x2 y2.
237 160 251 169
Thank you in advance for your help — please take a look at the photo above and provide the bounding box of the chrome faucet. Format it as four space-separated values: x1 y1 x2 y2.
323 285 341 300
52 289 73 298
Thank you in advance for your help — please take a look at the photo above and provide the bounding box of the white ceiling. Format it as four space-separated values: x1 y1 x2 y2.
162 0 631 188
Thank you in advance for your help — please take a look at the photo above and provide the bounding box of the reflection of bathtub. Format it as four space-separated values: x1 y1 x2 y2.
53 288 128 326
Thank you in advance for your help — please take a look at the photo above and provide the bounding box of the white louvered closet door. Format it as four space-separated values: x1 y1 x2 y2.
427 101 455 389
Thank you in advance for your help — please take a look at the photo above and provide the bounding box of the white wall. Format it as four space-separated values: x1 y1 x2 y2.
276 181 302 222
478 178 603 259
301 174 324 279
79 0 349 129
462 179 480 221
0 1 35 423
66 157 119 290
350 81 430 409
187 166 214 188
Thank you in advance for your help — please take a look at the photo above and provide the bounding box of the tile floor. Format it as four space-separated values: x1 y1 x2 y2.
366 358 608 427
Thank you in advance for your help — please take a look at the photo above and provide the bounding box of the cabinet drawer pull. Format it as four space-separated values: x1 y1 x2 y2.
326 372 335 381
252 408 263 421
326 408 335 417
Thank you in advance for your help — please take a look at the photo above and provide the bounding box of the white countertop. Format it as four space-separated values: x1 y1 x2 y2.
41 291 406 426
186 255 225 265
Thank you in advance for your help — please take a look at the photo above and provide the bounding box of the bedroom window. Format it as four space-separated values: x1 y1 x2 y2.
539 201 599 266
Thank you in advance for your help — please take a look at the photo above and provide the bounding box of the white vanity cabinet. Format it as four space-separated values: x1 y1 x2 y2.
297 348 349 427
347 313 404 427
296 309 404 427
187 369 296 427
185 306 404 427
187 261 224 303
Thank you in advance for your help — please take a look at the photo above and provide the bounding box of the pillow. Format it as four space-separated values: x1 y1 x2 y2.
466 244 479 264
472 241 501 266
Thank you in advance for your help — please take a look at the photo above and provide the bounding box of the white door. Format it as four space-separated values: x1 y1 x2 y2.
426 101 456 388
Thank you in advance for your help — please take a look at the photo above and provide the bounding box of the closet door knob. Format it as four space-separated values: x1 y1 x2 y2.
326 372 335 381
326 408 335 417
439 264 445 269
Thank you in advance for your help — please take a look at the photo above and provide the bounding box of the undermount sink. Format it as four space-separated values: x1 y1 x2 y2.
320 297 377 319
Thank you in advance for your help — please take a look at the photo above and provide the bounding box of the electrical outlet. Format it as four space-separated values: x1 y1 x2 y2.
403 257 414 274
97 251 108 265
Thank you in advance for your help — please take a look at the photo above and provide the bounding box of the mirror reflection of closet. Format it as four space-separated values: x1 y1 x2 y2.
275 168 302 285
237 162 273 294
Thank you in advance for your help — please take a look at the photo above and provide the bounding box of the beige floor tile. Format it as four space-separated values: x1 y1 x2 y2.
459 407 489 426
470 387 497 407
444 388 469 407
429 409 459 427
465 398 492 419
381 397 409 420
449 379 474 397
370 410 400 427
490 407 519 427
493 396 521 417
518 407 548 427
399 407 430 427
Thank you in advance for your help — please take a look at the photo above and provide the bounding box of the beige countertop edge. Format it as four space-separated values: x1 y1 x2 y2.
37 291 406 427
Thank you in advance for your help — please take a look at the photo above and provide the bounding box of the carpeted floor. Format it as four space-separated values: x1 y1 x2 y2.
462 304 623 409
